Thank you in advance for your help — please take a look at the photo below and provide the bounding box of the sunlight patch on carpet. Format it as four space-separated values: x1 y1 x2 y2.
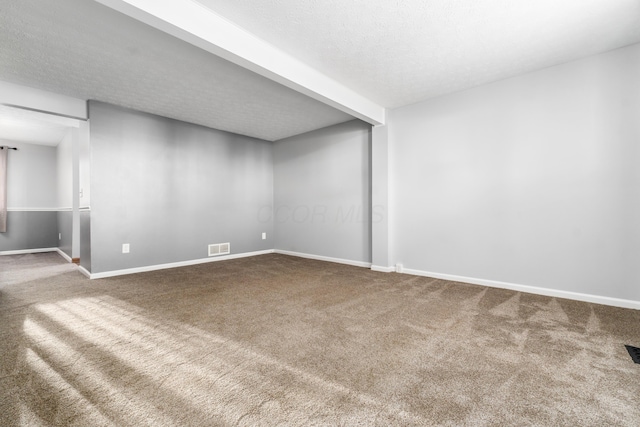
20 296 421 425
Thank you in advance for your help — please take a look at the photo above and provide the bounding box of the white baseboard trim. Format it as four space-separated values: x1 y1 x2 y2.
78 266 91 278
401 268 640 310
371 265 395 273
88 249 275 279
55 248 73 263
0 247 58 256
275 249 371 268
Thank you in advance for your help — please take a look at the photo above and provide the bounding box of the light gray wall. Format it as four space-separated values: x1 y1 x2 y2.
371 125 389 268
72 125 81 258
3 140 57 209
388 42 640 302
274 120 371 263
88 101 273 273
56 130 73 209
78 121 91 210
78 120 91 267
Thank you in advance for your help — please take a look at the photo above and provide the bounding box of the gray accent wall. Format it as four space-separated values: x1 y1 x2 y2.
57 210 73 258
274 120 371 263
0 211 58 251
388 42 640 302
80 209 91 272
88 101 274 273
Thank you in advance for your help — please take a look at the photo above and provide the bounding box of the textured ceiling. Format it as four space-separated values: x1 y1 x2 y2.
196 0 640 108
0 0 353 141
1 1 639 143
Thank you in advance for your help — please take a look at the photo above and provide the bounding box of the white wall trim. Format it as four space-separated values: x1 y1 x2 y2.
371 265 395 273
275 249 371 268
6 207 66 212
55 248 72 263
402 268 640 310
88 249 275 279
78 266 91 278
0 247 58 256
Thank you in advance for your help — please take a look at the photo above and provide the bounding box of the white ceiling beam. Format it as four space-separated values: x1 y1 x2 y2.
0 80 87 120
93 0 386 126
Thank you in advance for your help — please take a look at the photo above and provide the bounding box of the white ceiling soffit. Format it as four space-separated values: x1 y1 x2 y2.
0 0 357 141
0 80 88 120
0 105 78 146
194 0 640 108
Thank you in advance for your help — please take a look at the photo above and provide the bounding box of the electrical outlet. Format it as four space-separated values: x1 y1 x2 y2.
59 233 62 240
262 232 266 240
122 243 130 254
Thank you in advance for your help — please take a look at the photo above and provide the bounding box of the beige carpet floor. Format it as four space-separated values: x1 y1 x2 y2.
1 252 639 426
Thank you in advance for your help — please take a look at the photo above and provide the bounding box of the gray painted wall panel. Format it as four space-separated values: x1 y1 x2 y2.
57 210 73 258
274 120 371 263
0 211 58 251
389 42 640 302
80 210 91 271
88 102 273 273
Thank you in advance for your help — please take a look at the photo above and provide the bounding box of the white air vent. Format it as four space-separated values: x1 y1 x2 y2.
208 242 230 257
